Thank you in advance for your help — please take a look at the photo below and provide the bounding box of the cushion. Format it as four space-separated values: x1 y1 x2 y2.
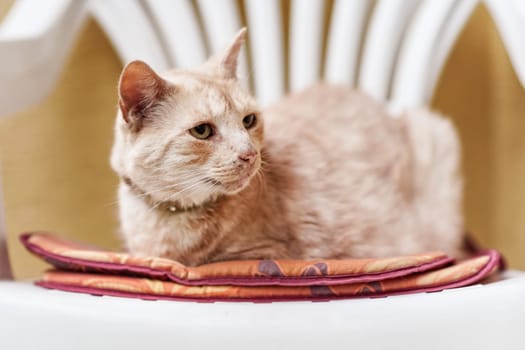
21 232 502 302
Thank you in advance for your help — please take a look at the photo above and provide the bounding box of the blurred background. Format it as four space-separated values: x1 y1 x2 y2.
0 0 524 279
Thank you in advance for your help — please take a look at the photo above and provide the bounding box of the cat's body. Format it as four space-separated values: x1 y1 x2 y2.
112 30 463 266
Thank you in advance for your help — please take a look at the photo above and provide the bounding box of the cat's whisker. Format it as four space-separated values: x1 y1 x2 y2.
210 169 238 178
132 183 180 199
144 178 213 214
254 172 263 198
116 171 210 201
132 176 210 201
103 198 121 208
163 178 214 205
168 180 205 198
210 167 235 174
146 200 164 214
136 170 204 180
255 169 267 199
136 168 209 183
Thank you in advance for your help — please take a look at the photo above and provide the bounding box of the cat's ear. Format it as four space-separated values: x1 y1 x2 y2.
211 28 247 80
118 60 169 131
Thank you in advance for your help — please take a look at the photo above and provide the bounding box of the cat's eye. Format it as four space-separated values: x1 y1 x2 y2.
243 114 257 129
189 123 213 140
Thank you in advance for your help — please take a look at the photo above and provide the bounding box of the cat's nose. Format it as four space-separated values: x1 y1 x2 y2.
238 150 257 164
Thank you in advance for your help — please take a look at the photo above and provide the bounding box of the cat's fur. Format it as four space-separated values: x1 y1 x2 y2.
111 29 463 266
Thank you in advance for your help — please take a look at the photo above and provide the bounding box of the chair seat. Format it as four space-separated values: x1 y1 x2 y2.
1 271 524 350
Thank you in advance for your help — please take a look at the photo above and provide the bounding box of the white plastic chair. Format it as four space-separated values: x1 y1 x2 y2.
1 0 525 348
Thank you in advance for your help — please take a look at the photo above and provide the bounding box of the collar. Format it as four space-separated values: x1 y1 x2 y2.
122 176 215 214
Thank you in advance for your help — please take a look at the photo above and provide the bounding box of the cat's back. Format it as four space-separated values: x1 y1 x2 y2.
264 82 387 125
259 83 462 258
262 83 409 181
260 84 415 257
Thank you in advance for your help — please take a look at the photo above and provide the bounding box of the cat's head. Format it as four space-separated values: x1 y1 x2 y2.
111 28 263 207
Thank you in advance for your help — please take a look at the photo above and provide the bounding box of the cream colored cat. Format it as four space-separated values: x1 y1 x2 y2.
111 29 463 266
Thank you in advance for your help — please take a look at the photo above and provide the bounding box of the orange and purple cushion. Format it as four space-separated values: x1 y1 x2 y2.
21 232 503 302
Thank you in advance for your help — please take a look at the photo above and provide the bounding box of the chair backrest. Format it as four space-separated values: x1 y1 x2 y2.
1 0 524 279
2 0 525 115
0 172 12 279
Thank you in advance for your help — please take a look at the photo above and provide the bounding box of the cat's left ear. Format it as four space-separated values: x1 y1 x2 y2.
215 28 247 80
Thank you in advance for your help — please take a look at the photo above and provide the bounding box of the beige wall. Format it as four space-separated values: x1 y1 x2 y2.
1 4 524 279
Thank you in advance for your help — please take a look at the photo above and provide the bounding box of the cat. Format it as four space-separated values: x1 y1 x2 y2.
110 28 463 266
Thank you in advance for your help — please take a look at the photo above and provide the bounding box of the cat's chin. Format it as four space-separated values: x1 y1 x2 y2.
217 158 261 195
220 170 258 194
220 177 252 194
